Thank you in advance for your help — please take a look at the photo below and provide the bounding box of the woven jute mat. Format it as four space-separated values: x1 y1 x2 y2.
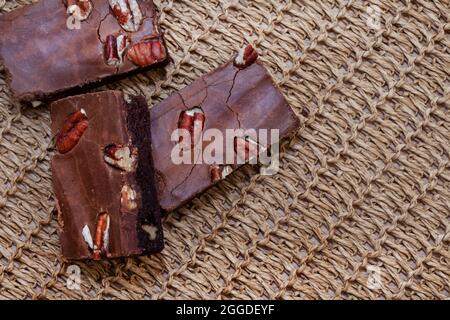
0 0 449 300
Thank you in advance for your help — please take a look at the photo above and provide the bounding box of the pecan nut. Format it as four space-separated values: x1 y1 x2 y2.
65 0 93 21
93 213 110 260
109 0 143 32
211 165 233 183
127 39 166 67
234 44 258 68
81 225 94 250
104 144 138 172
56 109 89 154
142 224 158 240
178 107 205 148
104 34 128 66
121 185 138 211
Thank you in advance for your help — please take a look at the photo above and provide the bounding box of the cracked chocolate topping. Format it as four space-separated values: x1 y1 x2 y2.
0 0 166 103
150 58 300 211
51 91 163 260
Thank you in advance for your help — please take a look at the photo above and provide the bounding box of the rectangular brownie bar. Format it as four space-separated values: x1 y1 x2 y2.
150 45 300 211
51 90 163 260
0 0 167 104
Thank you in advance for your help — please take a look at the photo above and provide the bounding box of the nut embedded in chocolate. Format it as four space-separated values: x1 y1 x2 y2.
109 0 143 32
234 44 258 68
211 165 233 183
142 224 158 241
121 184 138 211
65 0 93 21
81 225 94 250
56 109 89 154
178 107 205 148
105 34 128 66
93 213 110 260
31 101 43 108
104 144 138 172
127 39 166 67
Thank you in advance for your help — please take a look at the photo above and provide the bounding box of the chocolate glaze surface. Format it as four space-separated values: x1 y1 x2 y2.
150 59 300 211
51 90 163 260
0 0 166 103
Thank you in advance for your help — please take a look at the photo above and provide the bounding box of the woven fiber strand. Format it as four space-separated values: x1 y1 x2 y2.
0 0 449 300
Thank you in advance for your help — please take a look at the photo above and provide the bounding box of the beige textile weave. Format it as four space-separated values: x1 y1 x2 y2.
0 0 449 300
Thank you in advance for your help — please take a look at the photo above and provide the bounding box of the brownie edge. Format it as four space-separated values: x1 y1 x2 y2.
125 94 164 254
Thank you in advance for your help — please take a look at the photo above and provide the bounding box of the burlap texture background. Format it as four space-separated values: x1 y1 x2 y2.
0 0 449 299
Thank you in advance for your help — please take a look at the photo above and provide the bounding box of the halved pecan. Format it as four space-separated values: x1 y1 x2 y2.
211 165 233 183
56 109 89 154
127 39 166 67
93 213 110 260
178 107 205 148
81 225 94 250
234 45 258 68
109 0 143 32
121 184 138 211
105 34 128 66
104 144 138 172
65 0 93 21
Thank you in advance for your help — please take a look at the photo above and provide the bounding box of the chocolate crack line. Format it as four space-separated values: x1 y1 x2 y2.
151 80 231 124
169 159 199 198
199 76 209 109
176 91 188 110
97 12 112 44
176 72 239 129
176 75 208 111
225 69 242 129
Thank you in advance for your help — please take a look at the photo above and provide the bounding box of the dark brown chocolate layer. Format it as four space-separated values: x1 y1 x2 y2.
0 0 167 103
125 94 163 253
150 57 300 211
51 90 163 260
